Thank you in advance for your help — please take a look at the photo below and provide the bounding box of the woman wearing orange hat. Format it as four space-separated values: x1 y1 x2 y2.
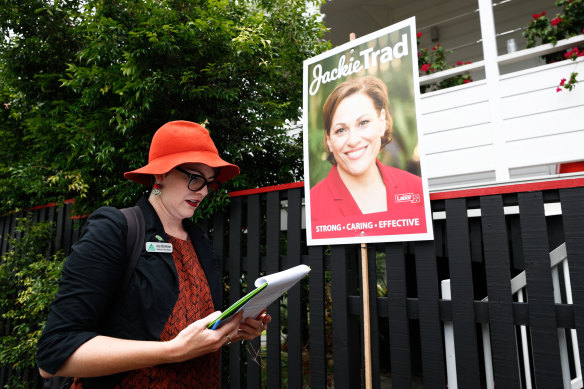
36 121 270 388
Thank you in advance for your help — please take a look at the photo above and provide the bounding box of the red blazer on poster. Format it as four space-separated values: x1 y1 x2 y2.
310 160 427 239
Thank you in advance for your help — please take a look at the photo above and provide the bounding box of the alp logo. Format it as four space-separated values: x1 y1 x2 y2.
395 193 420 204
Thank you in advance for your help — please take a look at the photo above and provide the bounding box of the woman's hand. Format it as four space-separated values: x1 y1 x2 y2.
167 310 244 362
227 309 272 343
168 308 271 363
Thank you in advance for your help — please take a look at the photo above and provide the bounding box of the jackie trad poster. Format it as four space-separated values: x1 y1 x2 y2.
303 17 434 246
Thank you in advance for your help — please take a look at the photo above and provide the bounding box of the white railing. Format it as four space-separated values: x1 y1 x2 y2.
419 34 584 86
441 243 583 388
417 0 584 190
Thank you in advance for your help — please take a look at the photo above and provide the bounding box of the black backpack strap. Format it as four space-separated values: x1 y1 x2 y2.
119 206 145 295
43 376 73 389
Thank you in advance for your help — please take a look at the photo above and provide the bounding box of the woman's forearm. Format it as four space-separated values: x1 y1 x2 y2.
41 311 240 379
49 335 176 378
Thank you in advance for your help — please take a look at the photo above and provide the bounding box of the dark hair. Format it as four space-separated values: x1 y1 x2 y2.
322 76 393 164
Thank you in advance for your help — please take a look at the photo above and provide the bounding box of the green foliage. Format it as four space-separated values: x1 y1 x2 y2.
523 0 583 92
0 0 330 216
558 71 580 91
523 0 584 47
417 33 473 93
0 217 65 377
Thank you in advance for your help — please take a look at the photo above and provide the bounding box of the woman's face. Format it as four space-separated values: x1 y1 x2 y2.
155 163 216 221
326 92 386 178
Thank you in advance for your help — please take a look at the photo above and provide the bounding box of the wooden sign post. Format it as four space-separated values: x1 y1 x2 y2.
347 31 373 389
361 242 373 389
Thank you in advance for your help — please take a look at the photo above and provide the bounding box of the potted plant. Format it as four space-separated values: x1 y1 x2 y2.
416 32 472 93
523 0 584 91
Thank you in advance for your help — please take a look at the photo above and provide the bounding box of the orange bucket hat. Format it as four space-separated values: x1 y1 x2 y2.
124 120 240 186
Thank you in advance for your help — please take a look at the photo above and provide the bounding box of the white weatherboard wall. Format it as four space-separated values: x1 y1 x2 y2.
420 57 584 190
501 60 584 169
420 80 495 181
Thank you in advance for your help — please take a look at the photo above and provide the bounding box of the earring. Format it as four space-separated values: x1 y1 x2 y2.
152 183 162 196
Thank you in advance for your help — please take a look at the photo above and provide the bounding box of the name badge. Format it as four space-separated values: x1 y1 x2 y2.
145 242 173 253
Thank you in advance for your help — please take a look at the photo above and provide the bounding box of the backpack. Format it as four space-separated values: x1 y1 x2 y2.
43 206 145 389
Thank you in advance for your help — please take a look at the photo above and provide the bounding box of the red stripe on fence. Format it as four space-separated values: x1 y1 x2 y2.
228 177 584 199
429 177 584 200
28 198 75 211
14 177 584 215
229 181 305 197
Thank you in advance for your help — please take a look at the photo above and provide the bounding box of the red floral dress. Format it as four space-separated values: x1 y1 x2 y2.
73 235 219 389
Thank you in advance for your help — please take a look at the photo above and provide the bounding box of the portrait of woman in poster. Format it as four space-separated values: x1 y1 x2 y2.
310 75 426 226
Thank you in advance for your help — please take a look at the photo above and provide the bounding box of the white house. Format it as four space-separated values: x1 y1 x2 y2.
320 0 584 191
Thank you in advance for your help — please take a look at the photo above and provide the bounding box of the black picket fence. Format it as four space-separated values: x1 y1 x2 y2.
1 179 584 389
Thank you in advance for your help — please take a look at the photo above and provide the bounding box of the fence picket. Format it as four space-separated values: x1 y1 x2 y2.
62 203 73 253
415 240 446 388
445 198 481 388
307 246 326 389
286 188 304 389
246 194 261 388
480 194 521 388
0 212 8 253
54 205 64 252
228 197 242 389
365 244 381 389
265 192 281 388
331 245 360 389
212 210 227 388
560 186 584 382
386 242 412 388
518 191 563 387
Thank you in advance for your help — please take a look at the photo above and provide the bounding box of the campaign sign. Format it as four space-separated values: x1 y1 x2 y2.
303 17 434 246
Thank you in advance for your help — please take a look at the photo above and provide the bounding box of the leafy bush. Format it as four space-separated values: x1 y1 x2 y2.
416 33 473 93
523 0 584 91
524 0 584 47
0 216 65 386
0 0 330 218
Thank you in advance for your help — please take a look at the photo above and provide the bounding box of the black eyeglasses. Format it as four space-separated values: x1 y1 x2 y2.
175 166 220 192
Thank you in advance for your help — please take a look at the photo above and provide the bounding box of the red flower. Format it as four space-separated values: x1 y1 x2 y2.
557 87 562 92
551 18 562 26
417 32 422 38
464 79 471 84
421 64 431 72
542 11 546 15
532 13 540 19
456 61 463 66
565 47 581 60
560 78 566 86
432 46 436 51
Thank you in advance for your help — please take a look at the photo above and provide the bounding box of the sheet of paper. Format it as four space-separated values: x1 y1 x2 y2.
242 264 311 321
210 264 310 328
